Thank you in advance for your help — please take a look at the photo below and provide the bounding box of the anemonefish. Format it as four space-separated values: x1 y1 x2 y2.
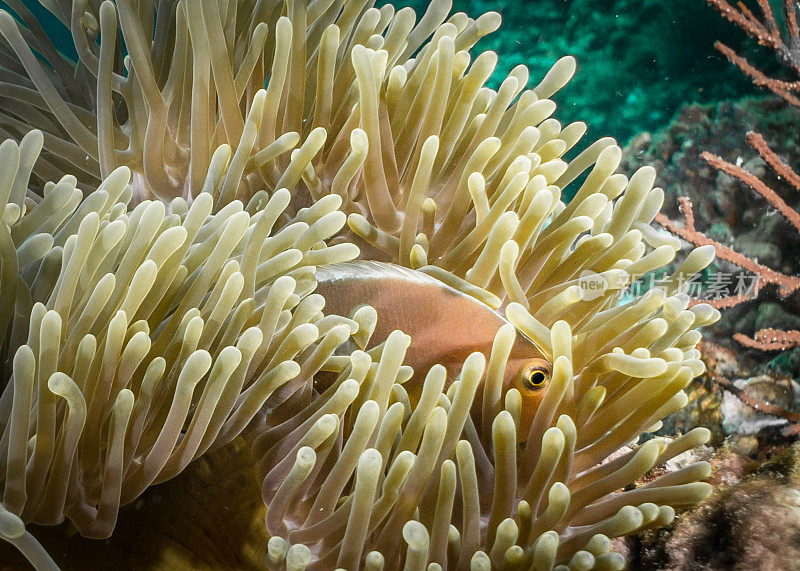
315 261 550 440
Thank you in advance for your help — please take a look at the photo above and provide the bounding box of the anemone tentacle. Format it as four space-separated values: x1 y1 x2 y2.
0 129 373 568
0 1 717 569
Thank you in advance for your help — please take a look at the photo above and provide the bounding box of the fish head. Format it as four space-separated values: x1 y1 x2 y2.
504 338 551 442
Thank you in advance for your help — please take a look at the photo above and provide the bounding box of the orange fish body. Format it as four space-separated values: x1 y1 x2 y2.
315 262 550 437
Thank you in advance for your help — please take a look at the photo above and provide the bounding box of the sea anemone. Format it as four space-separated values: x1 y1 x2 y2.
0 1 717 569
0 0 505 207
0 125 369 568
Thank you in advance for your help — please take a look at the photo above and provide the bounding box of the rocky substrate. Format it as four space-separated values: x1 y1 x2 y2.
620 97 800 568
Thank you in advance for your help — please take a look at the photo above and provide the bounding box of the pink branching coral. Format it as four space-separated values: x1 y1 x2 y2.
659 0 800 351
707 0 800 107
651 0 800 435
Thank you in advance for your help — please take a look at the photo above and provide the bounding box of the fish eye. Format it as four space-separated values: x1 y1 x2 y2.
516 360 550 392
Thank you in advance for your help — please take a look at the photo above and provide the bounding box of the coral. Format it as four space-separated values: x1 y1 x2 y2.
645 0 800 378
635 0 800 464
656 0 800 353
0 1 718 569
655 193 800 308
708 0 800 107
704 341 800 441
622 98 800 374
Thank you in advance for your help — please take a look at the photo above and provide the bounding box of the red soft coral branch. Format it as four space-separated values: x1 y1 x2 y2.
735 328 800 350
702 340 800 432
785 0 800 39
747 131 800 191
710 371 800 423
707 0 783 51
714 43 800 107
694 0 800 426
654 197 800 297
701 149 800 233
709 0 800 85
757 0 778 33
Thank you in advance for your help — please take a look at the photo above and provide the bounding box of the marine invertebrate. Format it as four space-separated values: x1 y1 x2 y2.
0 1 718 569
707 0 800 107
259 156 720 568
652 0 800 437
659 0 800 343
658 0 800 349
0 124 365 568
0 0 506 207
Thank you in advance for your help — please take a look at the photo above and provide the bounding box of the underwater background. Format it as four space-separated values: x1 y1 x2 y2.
379 0 770 145
2 0 800 568
16 0 776 144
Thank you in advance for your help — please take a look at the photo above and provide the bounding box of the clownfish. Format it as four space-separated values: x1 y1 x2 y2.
315 261 550 440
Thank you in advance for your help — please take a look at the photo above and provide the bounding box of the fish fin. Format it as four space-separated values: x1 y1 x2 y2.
315 260 443 286
315 261 502 311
